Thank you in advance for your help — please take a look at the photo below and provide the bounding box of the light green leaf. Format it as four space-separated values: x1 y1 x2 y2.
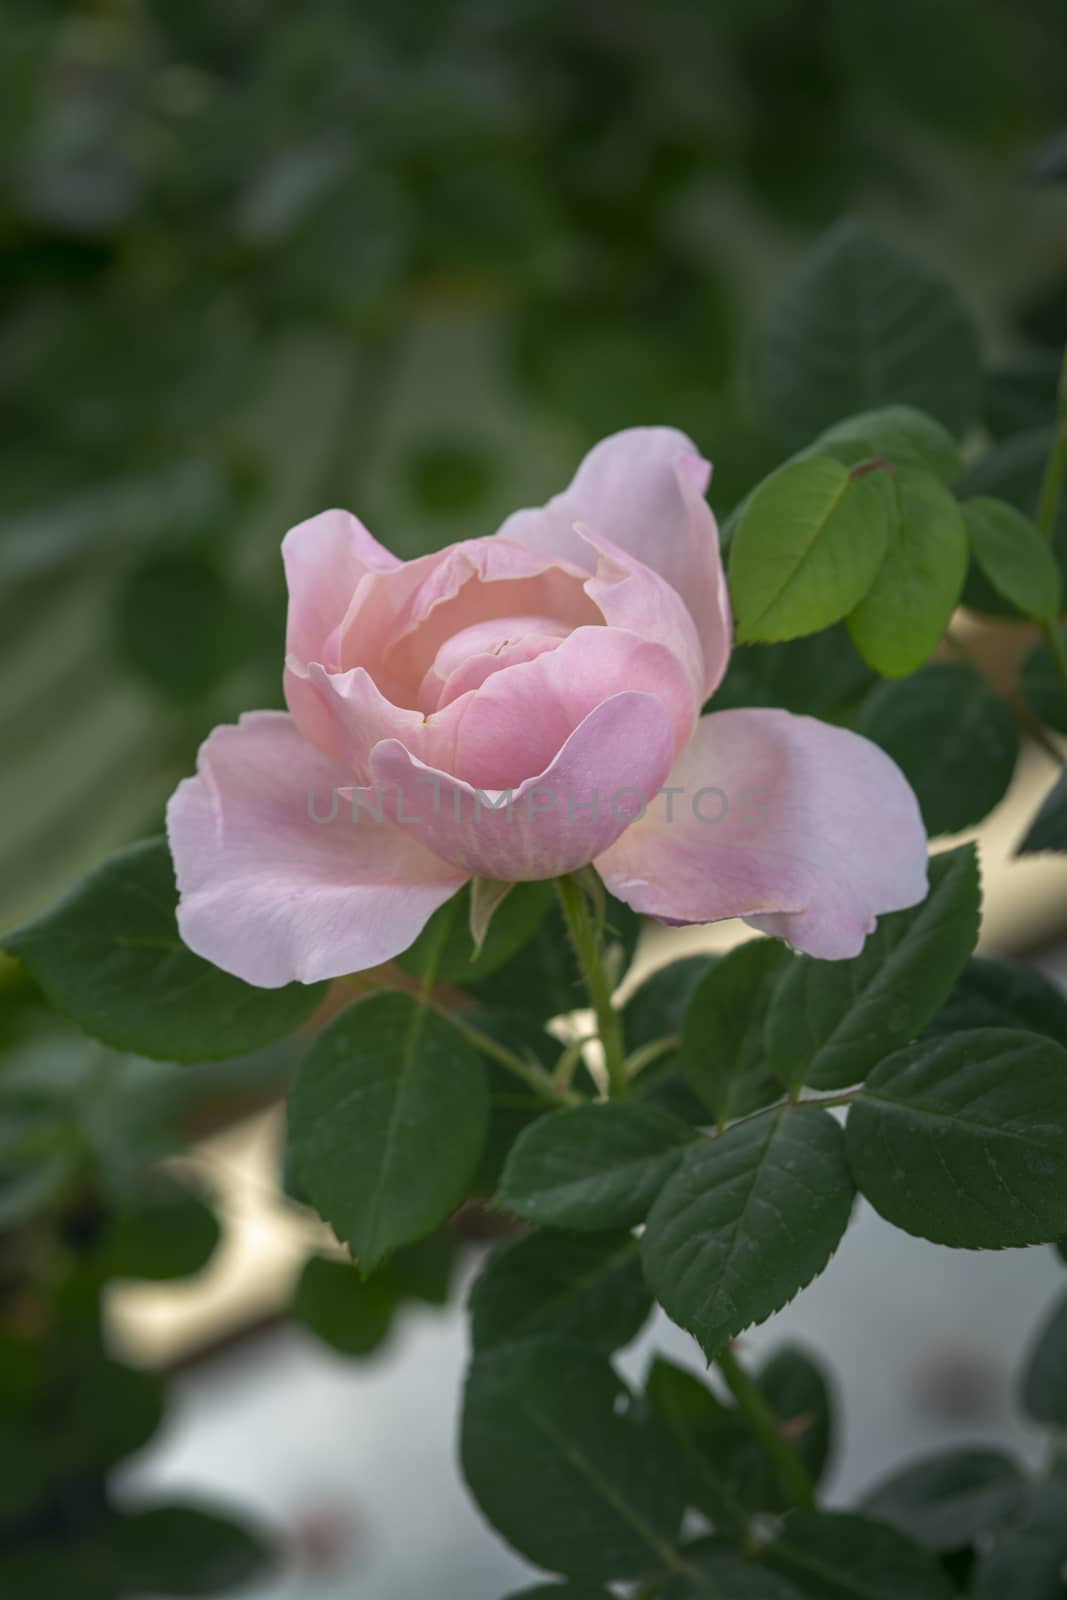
494 1103 694 1232
287 992 488 1269
680 939 790 1124
754 222 982 451
847 467 967 676
3 838 325 1062
461 1339 685 1580
728 457 893 644
470 1229 652 1354
846 1029 1067 1247
811 405 962 483
766 845 980 1092
642 1107 854 1357
858 664 1019 835
963 497 1062 620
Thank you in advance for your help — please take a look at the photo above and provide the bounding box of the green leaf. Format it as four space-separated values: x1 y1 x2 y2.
846 467 967 676
973 1478 1067 1600
395 880 554 985
107 1503 271 1596
680 940 791 1124
958 428 1067 617
3 838 325 1062
623 955 718 1123
461 1339 685 1581
754 1345 834 1498
963 497 1062 619
1021 629 1067 733
764 1511 956 1600
494 1103 694 1231
1021 1286 1067 1425
711 625 877 722
728 457 893 644
101 1179 220 1281
470 1229 652 1354
846 1029 1067 1247
287 992 488 1269
1018 769 1067 856
642 1107 854 1357
861 1448 1024 1551
291 1256 397 1357
664 1548 808 1598
858 664 1019 835
646 1358 750 1528
810 405 962 483
765 845 980 1092
754 222 982 451
925 956 1067 1050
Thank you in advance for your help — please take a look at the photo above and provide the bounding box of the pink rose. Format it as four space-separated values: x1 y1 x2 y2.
167 428 927 986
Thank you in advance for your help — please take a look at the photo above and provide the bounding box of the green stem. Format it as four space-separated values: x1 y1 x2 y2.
717 1344 816 1512
625 1033 680 1081
556 874 628 1098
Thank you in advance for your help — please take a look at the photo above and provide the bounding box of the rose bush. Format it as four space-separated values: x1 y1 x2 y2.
167 428 927 986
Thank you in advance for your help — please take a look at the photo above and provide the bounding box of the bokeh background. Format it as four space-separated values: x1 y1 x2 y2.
5 3 1067 1597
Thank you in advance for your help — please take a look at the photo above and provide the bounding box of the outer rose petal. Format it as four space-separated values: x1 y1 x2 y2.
282 509 400 667
370 691 676 881
594 709 928 959
496 427 732 696
166 712 468 987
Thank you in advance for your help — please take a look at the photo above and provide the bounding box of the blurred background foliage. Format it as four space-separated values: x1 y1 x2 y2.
4 0 1067 933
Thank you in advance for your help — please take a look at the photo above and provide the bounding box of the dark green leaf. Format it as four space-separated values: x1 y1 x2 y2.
107 1502 271 1595
470 1229 652 1354
461 1339 685 1580
680 940 790 1124
846 1029 1067 1247
664 1547 807 1598
754 222 982 451
4 838 325 1062
494 1103 694 1231
810 405 962 483
101 1179 220 1281
395 880 554 985
291 1256 396 1357
858 664 1019 835
728 457 893 644
646 1358 750 1529
973 1477 1067 1600
1021 1286 1067 1425
861 1448 1024 1551
624 955 718 1123
963 497 1061 619
764 1511 955 1599
642 1107 854 1357
386 1225 458 1305
1018 769 1067 855
755 1345 834 1497
925 956 1067 1050
711 626 877 722
846 468 967 676
287 992 488 1269
1021 630 1067 733
765 845 981 1092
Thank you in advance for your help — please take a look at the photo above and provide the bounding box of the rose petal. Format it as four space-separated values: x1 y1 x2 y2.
452 625 697 789
167 712 467 987
594 708 928 959
496 427 731 695
370 690 676 881
282 509 400 668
